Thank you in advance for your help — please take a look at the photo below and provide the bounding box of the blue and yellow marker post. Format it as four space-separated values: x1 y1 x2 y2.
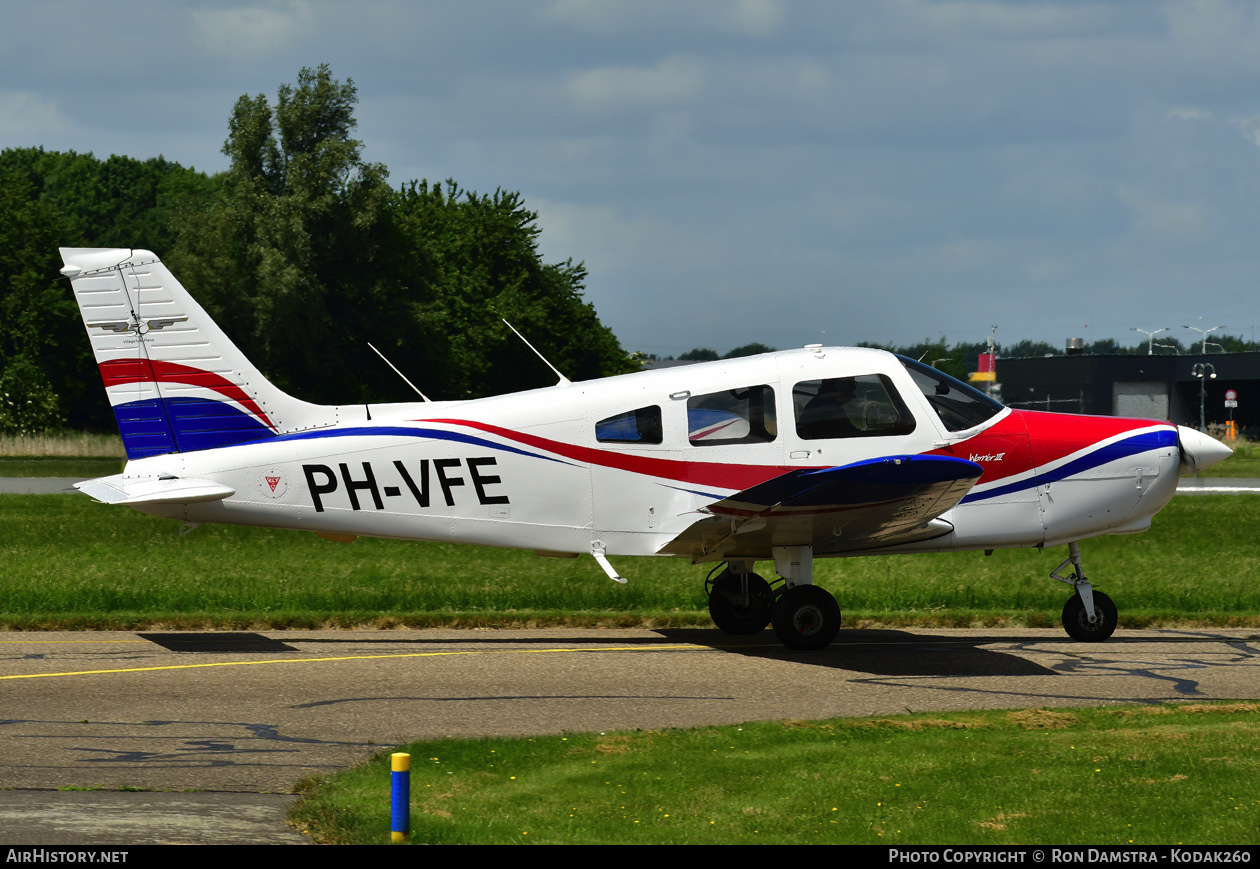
391 752 410 843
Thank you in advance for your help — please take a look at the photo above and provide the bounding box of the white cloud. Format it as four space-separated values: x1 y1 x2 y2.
728 0 784 37
1167 107 1213 122
544 0 782 38
191 1 313 58
567 56 704 107
1117 186 1210 242
1231 115 1260 148
0 91 73 140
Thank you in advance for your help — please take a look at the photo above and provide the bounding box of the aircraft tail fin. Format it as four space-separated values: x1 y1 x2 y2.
60 248 329 460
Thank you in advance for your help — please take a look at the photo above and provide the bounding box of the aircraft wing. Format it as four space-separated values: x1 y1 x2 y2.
658 455 983 562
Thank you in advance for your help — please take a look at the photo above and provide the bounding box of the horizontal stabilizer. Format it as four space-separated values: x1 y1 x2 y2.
659 455 982 562
75 474 235 506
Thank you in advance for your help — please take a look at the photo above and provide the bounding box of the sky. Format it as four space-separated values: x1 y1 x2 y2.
6 0 1260 359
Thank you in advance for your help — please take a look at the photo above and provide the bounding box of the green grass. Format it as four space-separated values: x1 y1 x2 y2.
290 702 1260 845
0 433 124 458
3 493 1260 629
0 457 126 478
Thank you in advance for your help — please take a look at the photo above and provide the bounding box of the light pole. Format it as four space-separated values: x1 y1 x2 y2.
1192 362 1216 431
1132 327 1170 355
1183 324 1222 354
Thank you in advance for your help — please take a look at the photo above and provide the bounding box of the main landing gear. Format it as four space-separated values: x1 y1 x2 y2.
705 540 1121 649
705 547 843 651
1051 541 1118 642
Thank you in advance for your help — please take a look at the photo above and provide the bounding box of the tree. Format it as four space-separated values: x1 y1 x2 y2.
0 147 220 430
724 343 775 359
0 67 636 428
170 64 393 402
0 168 65 433
170 65 633 403
383 180 633 398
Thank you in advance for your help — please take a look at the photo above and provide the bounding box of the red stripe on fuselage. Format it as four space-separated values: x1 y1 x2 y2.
927 409 1170 487
98 359 277 432
422 418 791 491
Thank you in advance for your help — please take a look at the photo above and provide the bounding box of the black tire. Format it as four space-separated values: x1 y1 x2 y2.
772 585 841 651
1062 590 1117 642
707 570 774 635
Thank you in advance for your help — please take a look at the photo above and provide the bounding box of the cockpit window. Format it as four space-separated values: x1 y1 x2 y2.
898 355 1004 432
793 375 916 440
687 385 777 445
596 406 663 444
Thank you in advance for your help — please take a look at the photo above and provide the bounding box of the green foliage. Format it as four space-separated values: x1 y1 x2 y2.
724 342 775 358
0 65 634 422
0 147 221 430
677 348 720 361
169 64 395 401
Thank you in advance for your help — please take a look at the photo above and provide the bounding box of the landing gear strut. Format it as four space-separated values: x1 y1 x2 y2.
1051 541 1118 642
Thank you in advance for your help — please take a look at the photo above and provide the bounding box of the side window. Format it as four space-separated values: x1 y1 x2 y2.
688 385 777 446
793 375 916 440
596 405 663 444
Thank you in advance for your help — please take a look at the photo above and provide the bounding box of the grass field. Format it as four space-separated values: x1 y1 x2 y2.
3 450 1257 846
3 492 1259 630
292 702 1260 845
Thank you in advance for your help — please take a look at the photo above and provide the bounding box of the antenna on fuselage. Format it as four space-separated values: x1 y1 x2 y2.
368 342 431 401
502 319 572 387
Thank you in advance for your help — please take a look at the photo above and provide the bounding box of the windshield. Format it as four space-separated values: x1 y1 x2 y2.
897 355 1005 433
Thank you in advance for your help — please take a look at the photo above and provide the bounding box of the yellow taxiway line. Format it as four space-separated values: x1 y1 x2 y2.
0 643 714 681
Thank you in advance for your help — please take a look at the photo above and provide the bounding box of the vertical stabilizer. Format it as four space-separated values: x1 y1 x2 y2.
60 248 329 459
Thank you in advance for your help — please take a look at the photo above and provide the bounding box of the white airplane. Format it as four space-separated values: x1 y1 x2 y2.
59 247 1233 651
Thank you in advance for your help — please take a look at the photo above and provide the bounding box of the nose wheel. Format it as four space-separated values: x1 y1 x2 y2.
1062 590 1117 642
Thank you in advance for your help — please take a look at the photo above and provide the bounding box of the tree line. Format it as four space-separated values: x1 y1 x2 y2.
660 334 1260 386
0 66 636 435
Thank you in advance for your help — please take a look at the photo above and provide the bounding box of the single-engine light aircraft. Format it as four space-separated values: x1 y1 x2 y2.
60 248 1232 650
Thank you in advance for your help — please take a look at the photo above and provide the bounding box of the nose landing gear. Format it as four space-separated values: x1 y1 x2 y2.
1052 541 1118 641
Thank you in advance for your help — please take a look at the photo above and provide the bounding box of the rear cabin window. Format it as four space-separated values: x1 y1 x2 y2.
793 375 916 440
595 405 663 444
687 385 777 446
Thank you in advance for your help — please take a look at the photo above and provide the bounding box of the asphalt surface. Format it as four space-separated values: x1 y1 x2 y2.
2 626 1259 844
2 478 1257 845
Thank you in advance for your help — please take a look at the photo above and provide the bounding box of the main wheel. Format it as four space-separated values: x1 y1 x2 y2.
707 570 774 635
1061 590 1117 642
772 585 841 651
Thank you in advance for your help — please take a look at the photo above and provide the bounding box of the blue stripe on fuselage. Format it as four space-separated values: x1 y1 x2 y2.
961 429 1177 504
270 425 576 466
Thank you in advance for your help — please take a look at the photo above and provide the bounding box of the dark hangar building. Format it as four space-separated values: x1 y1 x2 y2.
996 351 1260 435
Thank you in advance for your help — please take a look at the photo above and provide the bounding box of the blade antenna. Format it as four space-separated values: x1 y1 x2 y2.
502 319 571 386
368 343 431 401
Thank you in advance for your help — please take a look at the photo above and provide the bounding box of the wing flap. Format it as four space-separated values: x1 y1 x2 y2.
75 474 235 506
658 455 982 562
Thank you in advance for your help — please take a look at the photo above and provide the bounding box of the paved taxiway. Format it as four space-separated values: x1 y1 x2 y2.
3 627 1258 795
